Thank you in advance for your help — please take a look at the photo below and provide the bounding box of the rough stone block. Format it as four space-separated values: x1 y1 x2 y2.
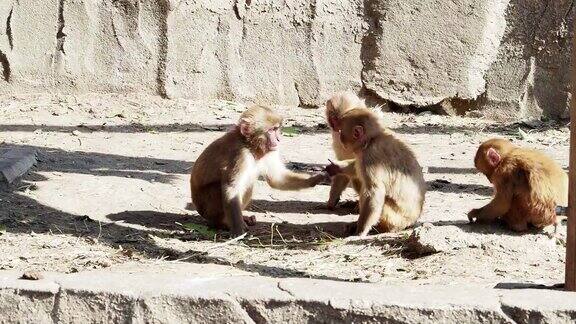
59 0 167 93
408 224 484 255
164 0 363 106
0 272 59 323
0 0 59 90
362 0 508 107
0 148 37 185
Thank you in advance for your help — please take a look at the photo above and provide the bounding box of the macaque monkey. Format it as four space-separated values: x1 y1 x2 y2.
324 91 367 209
190 105 327 237
468 138 568 232
326 108 426 237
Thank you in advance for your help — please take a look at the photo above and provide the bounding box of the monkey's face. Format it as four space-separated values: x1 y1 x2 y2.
265 125 281 151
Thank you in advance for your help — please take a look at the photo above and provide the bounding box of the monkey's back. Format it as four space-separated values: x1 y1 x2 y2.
190 131 244 190
497 148 568 227
362 131 427 222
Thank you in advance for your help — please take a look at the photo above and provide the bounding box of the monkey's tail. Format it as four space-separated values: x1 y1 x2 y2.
556 206 568 215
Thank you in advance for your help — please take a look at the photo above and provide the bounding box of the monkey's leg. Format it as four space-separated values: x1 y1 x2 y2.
222 180 250 237
327 175 350 209
193 183 228 229
376 200 413 233
502 201 531 232
506 218 529 232
351 177 362 194
355 187 385 237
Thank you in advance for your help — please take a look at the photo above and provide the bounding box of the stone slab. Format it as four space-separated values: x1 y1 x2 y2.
0 148 37 185
1 264 576 323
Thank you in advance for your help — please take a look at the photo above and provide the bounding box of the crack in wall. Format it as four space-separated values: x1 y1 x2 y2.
6 7 13 50
155 0 169 98
0 50 10 82
56 0 66 54
276 282 296 298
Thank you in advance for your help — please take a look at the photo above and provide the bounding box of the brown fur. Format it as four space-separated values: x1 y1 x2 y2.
324 91 367 209
333 108 426 236
469 138 568 232
190 105 326 237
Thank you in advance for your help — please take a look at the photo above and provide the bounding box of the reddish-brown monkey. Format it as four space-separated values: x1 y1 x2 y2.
468 138 568 232
327 108 426 236
191 105 327 237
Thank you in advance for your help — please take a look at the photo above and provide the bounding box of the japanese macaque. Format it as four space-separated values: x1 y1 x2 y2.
190 105 327 237
326 108 426 236
324 91 367 209
468 138 568 232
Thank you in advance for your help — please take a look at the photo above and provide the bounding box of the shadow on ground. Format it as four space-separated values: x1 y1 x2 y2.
0 141 507 281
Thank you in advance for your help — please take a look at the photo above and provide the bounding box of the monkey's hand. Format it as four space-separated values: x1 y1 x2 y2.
230 225 248 238
468 208 481 223
308 172 329 187
467 209 478 223
325 162 343 177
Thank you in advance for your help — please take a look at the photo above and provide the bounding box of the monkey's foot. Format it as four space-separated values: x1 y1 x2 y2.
243 215 257 226
345 222 357 236
467 209 479 223
340 200 359 213
326 201 338 210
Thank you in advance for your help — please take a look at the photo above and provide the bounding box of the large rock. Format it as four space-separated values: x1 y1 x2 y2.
164 0 364 106
58 0 167 93
362 0 508 107
0 0 572 120
0 0 59 90
483 0 574 120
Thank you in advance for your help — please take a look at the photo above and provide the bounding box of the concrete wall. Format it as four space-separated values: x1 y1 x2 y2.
0 0 573 120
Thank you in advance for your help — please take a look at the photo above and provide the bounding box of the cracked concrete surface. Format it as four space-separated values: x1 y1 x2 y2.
1 263 576 323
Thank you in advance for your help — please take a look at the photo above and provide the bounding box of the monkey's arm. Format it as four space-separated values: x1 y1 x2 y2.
468 185 512 223
355 185 385 236
222 194 246 236
263 152 326 190
331 159 357 177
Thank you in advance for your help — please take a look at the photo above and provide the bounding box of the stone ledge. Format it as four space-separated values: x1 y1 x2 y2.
0 147 36 186
1 266 575 323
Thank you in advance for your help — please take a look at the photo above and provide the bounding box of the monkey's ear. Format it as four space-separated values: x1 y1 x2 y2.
326 99 333 110
352 125 364 140
486 148 501 167
239 118 252 136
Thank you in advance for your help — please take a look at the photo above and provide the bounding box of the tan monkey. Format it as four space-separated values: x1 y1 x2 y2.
324 91 368 209
468 138 568 232
326 108 426 236
190 105 327 237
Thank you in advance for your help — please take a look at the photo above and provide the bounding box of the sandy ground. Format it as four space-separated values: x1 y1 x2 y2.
0 93 570 286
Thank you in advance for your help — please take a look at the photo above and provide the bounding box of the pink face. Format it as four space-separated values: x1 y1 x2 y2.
266 125 281 151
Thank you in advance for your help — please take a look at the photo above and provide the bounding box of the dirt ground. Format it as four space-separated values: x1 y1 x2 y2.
0 93 570 286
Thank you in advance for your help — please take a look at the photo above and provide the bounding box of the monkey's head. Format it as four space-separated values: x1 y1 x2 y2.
474 138 515 181
325 91 366 131
238 105 283 157
338 109 379 152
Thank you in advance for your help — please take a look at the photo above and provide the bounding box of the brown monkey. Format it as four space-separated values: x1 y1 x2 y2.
327 108 426 236
190 105 327 237
468 138 568 232
324 91 367 209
